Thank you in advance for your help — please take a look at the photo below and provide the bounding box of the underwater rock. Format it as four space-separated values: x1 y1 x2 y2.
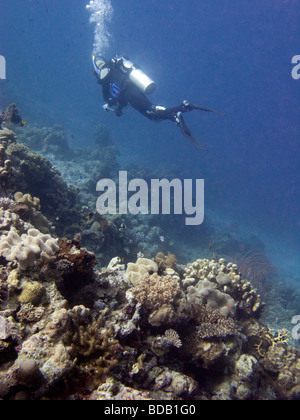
16 359 44 387
89 377 159 400
154 370 199 398
1 104 23 127
233 354 260 400
51 237 98 307
261 344 300 399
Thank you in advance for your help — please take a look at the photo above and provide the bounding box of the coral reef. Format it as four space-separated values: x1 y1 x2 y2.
0 104 24 129
13 124 73 157
0 115 299 401
0 129 85 237
0 214 299 400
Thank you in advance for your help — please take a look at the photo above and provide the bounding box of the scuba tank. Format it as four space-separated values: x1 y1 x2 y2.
117 57 156 95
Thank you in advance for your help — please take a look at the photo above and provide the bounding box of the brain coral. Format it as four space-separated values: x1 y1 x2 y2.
0 227 59 270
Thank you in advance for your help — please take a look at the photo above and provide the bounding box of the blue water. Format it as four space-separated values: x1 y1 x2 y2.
1 0 299 282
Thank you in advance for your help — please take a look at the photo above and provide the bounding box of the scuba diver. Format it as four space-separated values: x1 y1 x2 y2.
93 55 220 150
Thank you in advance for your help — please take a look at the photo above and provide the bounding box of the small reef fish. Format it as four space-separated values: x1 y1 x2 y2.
87 212 94 221
159 236 165 242
119 222 127 231
209 242 212 249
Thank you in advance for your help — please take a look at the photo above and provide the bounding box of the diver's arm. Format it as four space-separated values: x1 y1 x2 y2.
103 104 123 117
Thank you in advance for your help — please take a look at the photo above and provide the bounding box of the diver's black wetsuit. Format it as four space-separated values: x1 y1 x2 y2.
100 58 186 122
95 56 218 150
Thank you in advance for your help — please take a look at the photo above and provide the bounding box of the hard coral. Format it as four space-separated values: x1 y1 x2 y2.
2 104 23 126
192 304 239 339
18 282 46 306
65 314 119 387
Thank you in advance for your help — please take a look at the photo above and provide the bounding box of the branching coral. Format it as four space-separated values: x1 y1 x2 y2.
66 314 119 385
164 329 182 348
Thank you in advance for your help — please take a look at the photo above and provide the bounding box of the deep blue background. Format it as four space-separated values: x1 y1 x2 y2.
0 0 299 273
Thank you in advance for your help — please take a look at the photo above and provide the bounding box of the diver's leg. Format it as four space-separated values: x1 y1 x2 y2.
123 84 157 118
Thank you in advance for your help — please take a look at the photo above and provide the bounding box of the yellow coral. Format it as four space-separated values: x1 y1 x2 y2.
18 282 46 306
273 329 291 345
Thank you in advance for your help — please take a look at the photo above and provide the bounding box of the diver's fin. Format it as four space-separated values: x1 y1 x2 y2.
189 104 224 116
183 131 209 151
182 101 224 116
175 112 208 151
